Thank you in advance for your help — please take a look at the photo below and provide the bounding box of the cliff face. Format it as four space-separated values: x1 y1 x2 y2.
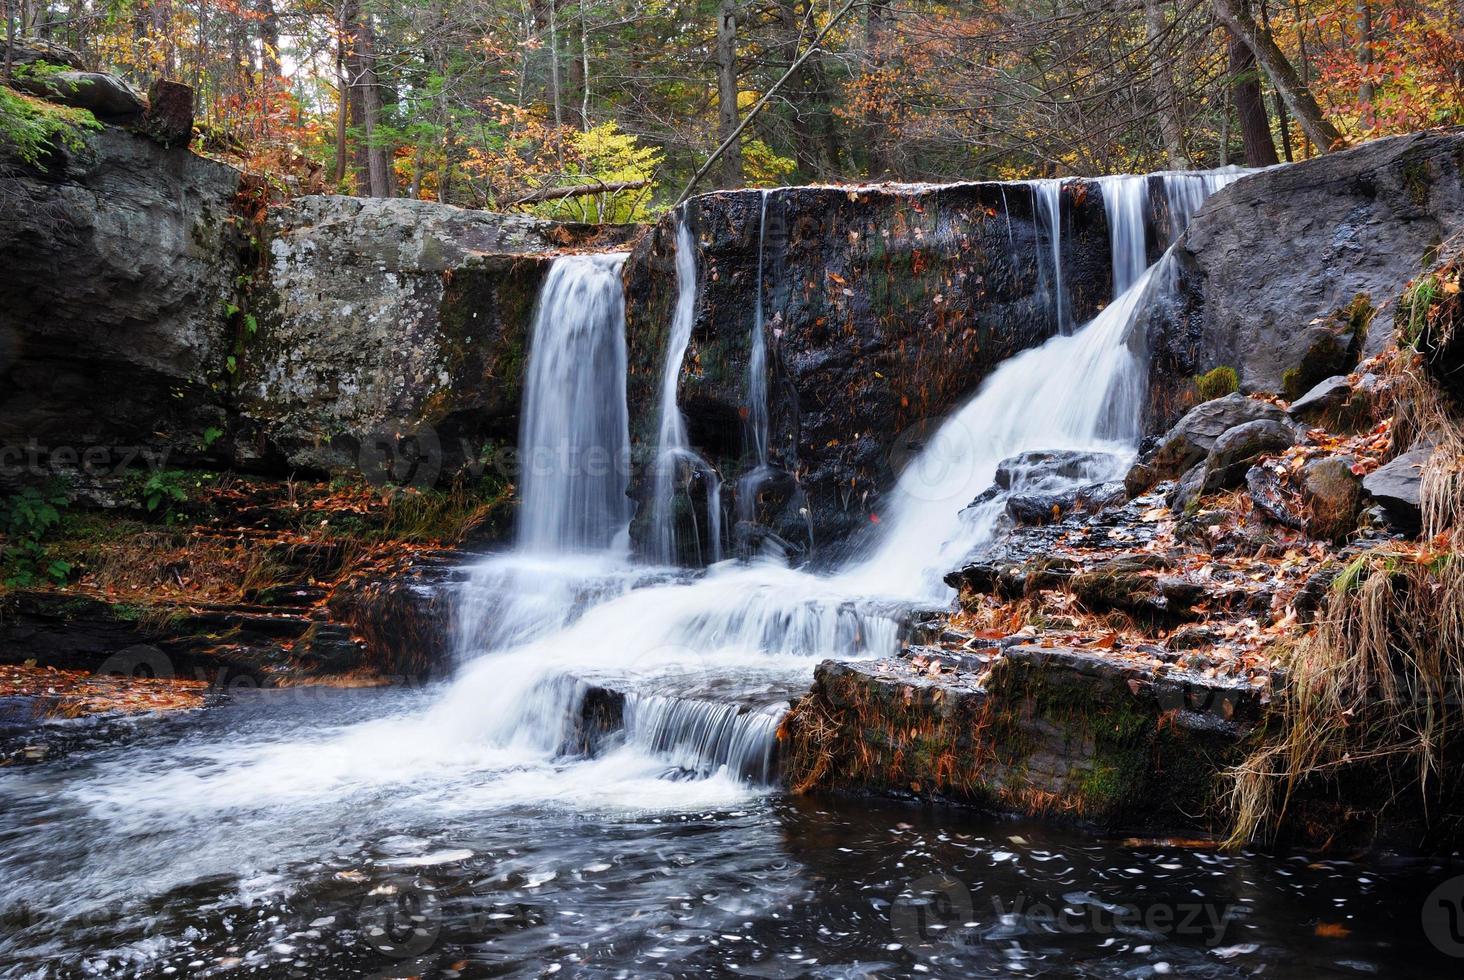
1143 131 1464 429
622 181 1113 558
0 122 633 497
0 126 244 482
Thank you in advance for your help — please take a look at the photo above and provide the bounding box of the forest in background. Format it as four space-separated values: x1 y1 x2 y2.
2 0 1462 220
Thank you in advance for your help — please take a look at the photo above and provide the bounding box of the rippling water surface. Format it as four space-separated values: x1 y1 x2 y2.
1 687 1458 979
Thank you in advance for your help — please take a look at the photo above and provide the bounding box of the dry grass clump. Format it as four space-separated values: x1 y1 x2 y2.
1228 383 1464 845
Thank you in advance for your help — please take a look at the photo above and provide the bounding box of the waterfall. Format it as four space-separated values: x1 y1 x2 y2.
1100 170 1245 293
516 253 632 555
1031 179 1069 332
433 166 1243 792
452 253 637 658
737 190 774 534
1101 175 1152 294
647 216 723 565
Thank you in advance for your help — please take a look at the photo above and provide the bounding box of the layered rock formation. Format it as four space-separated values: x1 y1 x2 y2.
0 125 244 484
236 195 633 480
623 181 1113 555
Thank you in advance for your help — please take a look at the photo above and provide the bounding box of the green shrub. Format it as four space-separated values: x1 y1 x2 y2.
1 485 73 586
1194 366 1239 401
0 85 99 166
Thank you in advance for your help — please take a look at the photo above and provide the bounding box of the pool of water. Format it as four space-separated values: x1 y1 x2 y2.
1 686 1459 978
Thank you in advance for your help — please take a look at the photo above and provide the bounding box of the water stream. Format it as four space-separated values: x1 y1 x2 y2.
4 169 1433 978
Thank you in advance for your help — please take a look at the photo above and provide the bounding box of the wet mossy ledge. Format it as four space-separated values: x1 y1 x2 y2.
779 647 1261 834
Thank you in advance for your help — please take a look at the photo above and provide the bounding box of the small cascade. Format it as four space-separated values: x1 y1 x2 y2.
516 252 632 555
622 695 782 783
1030 179 1069 331
1100 175 1152 293
737 190 774 531
453 253 637 658
647 216 723 565
1099 170 1246 293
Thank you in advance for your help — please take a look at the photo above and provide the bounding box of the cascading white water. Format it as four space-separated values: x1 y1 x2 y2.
647 216 723 564
191 167 1244 807
1102 175 1153 293
452 253 638 657
1031 179 1069 331
1099 170 1245 293
516 252 632 555
738 190 774 532
436 167 1246 786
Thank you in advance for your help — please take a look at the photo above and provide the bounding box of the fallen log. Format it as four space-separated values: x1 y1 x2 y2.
510 179 649 206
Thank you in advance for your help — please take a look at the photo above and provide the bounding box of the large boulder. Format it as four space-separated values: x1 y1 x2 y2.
1125 392 1288 495
235 195 636 480
1144 132 1464 429
0 126 244 486
623 180 1116 556
13 70 145 121
1202 418 1297 492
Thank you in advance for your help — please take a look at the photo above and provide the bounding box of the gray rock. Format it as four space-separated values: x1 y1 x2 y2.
1300 455 1363 540
1362 446 1432 529
1202 419 1297 491
236 195 636 478
1143 131 1464 425
1288 376 1351 424
0 127 243 484
1127 393 1287 496
995 449 1125 491
15 70 145 120
4 37 88 70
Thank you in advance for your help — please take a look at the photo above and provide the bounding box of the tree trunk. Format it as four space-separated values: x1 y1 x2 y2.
715 0 741 188
257 0 281 84
1144 0 1190 168
333 4 348 186
547 0 562 128
1357 0 1374 121
343 0 393 197
862 0 892 177
1212 0 1346 151
1228 26 1279 166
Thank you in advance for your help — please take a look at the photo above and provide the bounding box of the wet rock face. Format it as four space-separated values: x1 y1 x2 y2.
0 126 244 485
624 181 1113 555
1144 131 1464 429
236 196 636 481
